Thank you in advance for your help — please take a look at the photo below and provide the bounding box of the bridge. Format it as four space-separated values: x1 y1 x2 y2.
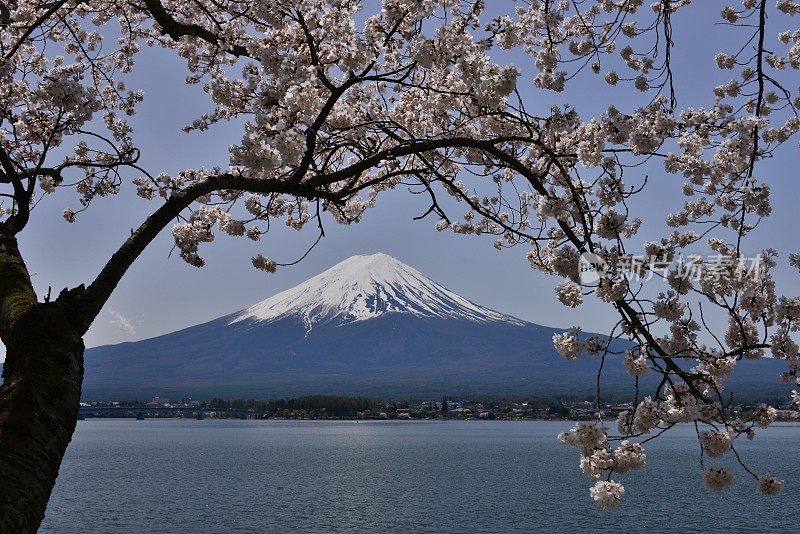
78 406 266 420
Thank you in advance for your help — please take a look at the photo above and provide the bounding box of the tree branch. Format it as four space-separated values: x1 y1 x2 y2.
0 144 29 234
142 0 250 58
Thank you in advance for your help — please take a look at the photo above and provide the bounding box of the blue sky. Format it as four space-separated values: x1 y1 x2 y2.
6 2 800 359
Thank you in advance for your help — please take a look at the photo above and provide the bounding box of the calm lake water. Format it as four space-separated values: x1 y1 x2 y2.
40 420 800 533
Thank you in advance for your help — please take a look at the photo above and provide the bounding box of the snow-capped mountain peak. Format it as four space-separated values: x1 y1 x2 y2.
230 253 525 330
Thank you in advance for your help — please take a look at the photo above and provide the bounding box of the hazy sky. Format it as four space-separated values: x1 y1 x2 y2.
6 3 800 360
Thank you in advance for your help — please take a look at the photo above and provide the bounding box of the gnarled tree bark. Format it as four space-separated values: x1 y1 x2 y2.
0 233 84 532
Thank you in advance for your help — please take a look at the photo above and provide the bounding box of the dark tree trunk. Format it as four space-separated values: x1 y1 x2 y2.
0 235 84 532
0 307 84 532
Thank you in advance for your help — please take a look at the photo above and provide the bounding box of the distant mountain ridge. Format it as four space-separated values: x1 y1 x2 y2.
83 254 787 400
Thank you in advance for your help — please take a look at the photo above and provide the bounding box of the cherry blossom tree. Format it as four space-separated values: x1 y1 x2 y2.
0 0 799 529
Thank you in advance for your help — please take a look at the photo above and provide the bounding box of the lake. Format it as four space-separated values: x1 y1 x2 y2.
40 420 800 533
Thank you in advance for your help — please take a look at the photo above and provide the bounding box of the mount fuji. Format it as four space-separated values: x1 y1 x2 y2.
83 253 785 399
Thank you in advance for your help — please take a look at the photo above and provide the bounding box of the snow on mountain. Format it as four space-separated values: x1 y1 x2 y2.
230 253 525 330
